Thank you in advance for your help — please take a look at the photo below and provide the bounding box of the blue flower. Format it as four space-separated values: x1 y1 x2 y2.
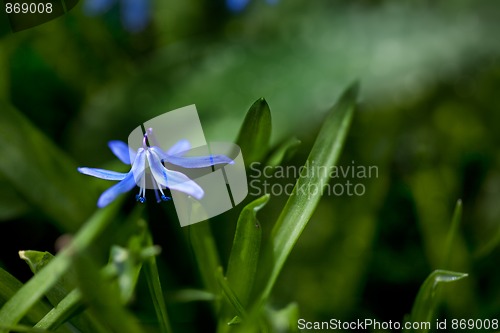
83 0 150 33
78 128 233 208
226 0 279 13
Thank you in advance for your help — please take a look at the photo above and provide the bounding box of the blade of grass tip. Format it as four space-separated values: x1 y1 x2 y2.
72 252 144 333
189 221 222 298
0 199 122 332
441 199 462 268
21 251 107 333
257 82 359 305
405 270 468 333
0 267 57 328
19 251 75 306
236 98 272 164
143 225 173 333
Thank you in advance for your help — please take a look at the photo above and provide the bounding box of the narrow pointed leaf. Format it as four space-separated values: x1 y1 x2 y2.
257 82 358 304
217 195 268 331
227 194 269 306
406 270 468 333
19 251 75 305
236 98 272 164
442 199 462 268
19 251 106 333
33 289 82 331
0 267 60 329
143 226 173 333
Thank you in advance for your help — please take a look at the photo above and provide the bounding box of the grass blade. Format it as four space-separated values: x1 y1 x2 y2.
257 82 358 304
144 226 173 333
406 270 468 333
0 267 61 329
236 98 272 164
33 289 83 330
442 199 462 268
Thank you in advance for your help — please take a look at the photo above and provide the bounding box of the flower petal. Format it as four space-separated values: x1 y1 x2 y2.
167 139 191 156
97 172 136 208
108 140 135 165
130 148 146 185
146 151 204 200
165 155 234 168
78 167 128 181
150 146 233 168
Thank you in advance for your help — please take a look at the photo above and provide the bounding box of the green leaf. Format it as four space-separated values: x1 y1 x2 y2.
265 137 301 167
0 102 96 232
19 251 76 306
256 82 358 305
226 194 268 308
406 270 468 333
19 250 106 333
143 225 173 333
236 98 272 164
442 199 462 268
0 267 57 328
0 200 121 332
33 289 84 331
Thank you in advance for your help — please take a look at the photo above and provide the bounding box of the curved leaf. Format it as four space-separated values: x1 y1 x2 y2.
236 98 272 164
256 82 358 305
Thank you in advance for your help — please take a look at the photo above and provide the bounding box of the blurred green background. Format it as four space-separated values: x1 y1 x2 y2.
1 0 499 331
